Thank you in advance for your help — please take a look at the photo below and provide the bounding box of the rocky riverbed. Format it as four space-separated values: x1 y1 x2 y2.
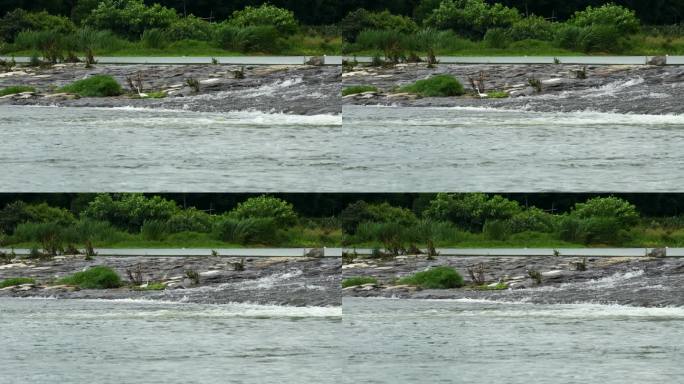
343 63 684 114
0 63 341 115
0 254 341 306
343 255 684 307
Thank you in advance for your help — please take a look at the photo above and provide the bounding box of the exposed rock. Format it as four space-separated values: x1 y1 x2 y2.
647 56 667 66
304 248 325 258
305 56 325 66
647 248 667 258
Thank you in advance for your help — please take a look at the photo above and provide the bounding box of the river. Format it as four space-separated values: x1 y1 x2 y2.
343 297 684 384
342 105 684 191
0 298 341 384
0 105 342 192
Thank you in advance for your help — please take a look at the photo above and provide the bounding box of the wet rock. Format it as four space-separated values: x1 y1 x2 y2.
647 56 667 66
304 248 324 258
305 56 325 66
647 248 667 258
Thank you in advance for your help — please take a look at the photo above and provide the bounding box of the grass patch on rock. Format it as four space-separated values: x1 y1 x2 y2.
399 75 464 97
486 90 509 99
132 282 166 291
0 277 35 288
398 266 464 289
0 85 35 97
342 276 378 288
57 266 122 289
59 75 122 97
342 85 378 96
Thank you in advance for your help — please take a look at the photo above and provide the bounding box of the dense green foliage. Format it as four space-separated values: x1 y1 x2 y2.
398 266 465 288
4 0 681 26
0 194 338 248
342 276 378 287
341 1 684 55
399 74 465 97
0 1 339 56
59 75 123 97
57 266 122 289
0 277 35 288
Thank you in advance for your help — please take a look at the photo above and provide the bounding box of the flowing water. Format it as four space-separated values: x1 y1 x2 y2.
343 297 684 384
0 105 341 192
0 298 341 384
342 105 684 191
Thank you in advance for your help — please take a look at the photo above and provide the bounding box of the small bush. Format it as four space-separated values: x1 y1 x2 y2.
0 86 35 97
231 195 297 227
569 4 640 35
214 217 279 245
229 4 298 35
141 28 168 49
140 220 167 241
399 266 464 289
571 196 639 227
340 9 418 43
58 266 122 289
0 277 35 288
507 16 558 42
342 276 378 288
483 28 510 48
399 75 465 97
60 75 123 97
483 220 511 240
342 85 378 96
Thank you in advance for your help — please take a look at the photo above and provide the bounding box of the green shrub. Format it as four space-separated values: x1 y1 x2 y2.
140 220 168 241
231 195 297 227
354 29 405 59
507 16 558 41
340 9 418 43
166 208 213 233
569 4 640 34
423 193 522 231
571 197 639 227
60 75 123 97
85 0 179 39
483 220 511 240
399 74 465 97
507 207 556 233
0 201 75 235
580 216 627 245
399 266 464 289
229 4 298 35
214 217 279 245
165 15 215 41
12 222 62 244
577 24 626 52
0 9 76 43
555 24 583 50
342 85 378 96
342 276 377 288
0 86 35 97
340 201 417 235
0 277 35 288
483 28 510 48
58 266 122 289
82 194 179 232
424 0 520 38
215 24 282 52
559 216 586 243
141 28 168 49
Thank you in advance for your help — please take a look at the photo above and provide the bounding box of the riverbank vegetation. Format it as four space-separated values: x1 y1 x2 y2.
341 194 684 251
0 1 340 58
0 194 341 253
340 1 684 58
